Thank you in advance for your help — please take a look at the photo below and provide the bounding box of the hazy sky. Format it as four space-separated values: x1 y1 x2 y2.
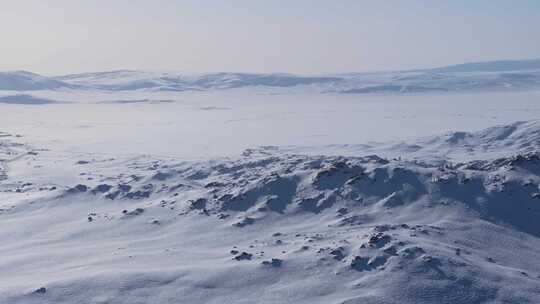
1 0 540 75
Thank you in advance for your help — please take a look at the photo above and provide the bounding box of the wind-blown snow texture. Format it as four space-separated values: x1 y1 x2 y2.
1 58 540 303
1 59 540 93
1 121 540 303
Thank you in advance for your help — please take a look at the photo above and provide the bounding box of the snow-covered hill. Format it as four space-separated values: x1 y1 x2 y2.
1 122 540 303
55 70 342 91
429 58 540 73
0 71 74 91
2 59 540 94
283 120 540 162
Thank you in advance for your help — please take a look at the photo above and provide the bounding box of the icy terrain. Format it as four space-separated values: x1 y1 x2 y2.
1 59 540 303
1 121 540 303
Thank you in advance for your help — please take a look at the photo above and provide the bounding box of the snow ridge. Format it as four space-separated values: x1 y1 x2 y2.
1 59 540 93
1 124 540 303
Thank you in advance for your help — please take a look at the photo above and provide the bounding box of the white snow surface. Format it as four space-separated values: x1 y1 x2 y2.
0 90 539 159
1 59 540 93
0 81 540 303
1 127 540 303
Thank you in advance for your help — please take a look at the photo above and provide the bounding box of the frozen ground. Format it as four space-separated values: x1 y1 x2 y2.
0 90 540 159
1 121 540 303
1 61 540 303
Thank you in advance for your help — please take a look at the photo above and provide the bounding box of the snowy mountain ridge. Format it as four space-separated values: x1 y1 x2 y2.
2 59 540 93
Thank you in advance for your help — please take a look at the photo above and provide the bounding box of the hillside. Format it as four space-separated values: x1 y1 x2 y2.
1 59 540 94
1 122 540 303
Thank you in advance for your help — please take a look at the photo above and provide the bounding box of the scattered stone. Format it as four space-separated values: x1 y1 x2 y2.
330 247 346 260
125 190 151 199
33 287 46 294
262 258 283 267
93 184 112 193
233 217 255 227
234 252 253 261
68 184 88 193
205 181 225 188
118 184 132 192
124 208 144 216
217 213 229 219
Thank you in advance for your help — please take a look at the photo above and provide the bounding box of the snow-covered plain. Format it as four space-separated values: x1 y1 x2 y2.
1 61 540 303
1 90 540 160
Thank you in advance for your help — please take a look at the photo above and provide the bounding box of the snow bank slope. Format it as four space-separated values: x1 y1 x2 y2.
1 127 540 303
284 120 540 162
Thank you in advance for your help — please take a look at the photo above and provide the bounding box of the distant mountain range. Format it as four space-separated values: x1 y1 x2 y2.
1 59 540 93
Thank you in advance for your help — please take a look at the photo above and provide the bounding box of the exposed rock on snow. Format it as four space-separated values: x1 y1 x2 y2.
1 124 540 303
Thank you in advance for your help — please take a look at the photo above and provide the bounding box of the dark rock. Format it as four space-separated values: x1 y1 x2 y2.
234 252 253 261
68 184 88 193
205 181 225 188
125 191 151 199
217 213 229 219
368 233 391 248
233 217 255 227
33 287 46 294
189 198 207 210
118 184 132 192
337 207 349 215
262 258 283 267
124 208 144 216
93 184 112 193
330 247 345 260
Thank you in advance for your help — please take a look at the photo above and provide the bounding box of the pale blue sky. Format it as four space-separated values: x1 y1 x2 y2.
1 0 539 75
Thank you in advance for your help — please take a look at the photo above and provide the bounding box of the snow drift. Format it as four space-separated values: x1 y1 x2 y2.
1 121 540 303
